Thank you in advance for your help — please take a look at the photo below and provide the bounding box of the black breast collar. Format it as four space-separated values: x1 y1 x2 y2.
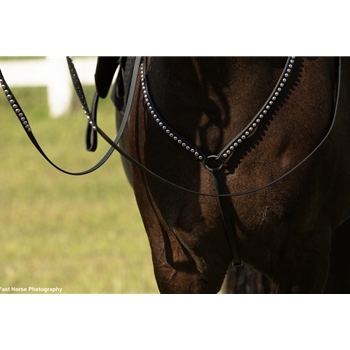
141 57 296 167
0 57 342 266
0 57 341 198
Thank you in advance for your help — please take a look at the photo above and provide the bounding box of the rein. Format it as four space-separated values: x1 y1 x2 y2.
0 57 342 266
0 57 341 197
0 57 140 176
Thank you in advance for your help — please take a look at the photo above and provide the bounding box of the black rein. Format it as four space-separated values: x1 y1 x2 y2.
0 57 342 197
0 56 341 197
0 56 342 267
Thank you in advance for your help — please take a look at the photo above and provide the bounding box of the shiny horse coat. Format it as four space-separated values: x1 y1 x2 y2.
120 57 350 293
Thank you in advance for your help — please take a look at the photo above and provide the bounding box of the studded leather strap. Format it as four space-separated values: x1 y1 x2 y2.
0 57 342 197
0 56 342 268
141 57 296 166
0 64 115 176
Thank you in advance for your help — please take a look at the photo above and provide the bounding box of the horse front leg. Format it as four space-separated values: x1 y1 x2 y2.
132 182 231 293
145 221 230 294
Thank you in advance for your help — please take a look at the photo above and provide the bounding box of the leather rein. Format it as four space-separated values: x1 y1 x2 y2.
0 57 342 266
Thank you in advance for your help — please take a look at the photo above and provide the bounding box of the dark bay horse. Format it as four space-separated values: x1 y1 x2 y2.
120 57 350 293
2 57 350 294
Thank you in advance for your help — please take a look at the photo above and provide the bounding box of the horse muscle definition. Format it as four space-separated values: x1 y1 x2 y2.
115 57 350 294
3 57 350 294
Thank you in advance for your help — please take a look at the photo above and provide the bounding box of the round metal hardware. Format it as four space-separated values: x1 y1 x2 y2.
204 155 224 171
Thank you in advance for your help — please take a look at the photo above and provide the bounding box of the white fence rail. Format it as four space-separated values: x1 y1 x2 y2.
0 57 97 117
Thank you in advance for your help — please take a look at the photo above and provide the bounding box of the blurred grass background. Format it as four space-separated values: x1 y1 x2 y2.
0 58 159 293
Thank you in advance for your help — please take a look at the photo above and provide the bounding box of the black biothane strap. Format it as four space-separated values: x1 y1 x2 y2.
0 57 342 197
85 90 99 152
212 168 243 266
0 70 114 176
87 57 342 199
0 57 342 268
0 57 140 177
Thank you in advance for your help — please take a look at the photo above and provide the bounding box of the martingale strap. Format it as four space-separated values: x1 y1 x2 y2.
212 167 243 266
72 56 342 267
0 57 342 198
82 57 342 199
0 57 342 267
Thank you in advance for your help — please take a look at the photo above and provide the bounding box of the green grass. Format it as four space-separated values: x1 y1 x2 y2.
0 83 159 293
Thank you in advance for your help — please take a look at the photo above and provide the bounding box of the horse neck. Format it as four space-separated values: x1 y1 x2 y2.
145 57 288 154
146 57 287 96
147 56 286 80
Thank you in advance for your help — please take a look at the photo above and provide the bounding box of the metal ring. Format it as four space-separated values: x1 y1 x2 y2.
204 155 223 171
